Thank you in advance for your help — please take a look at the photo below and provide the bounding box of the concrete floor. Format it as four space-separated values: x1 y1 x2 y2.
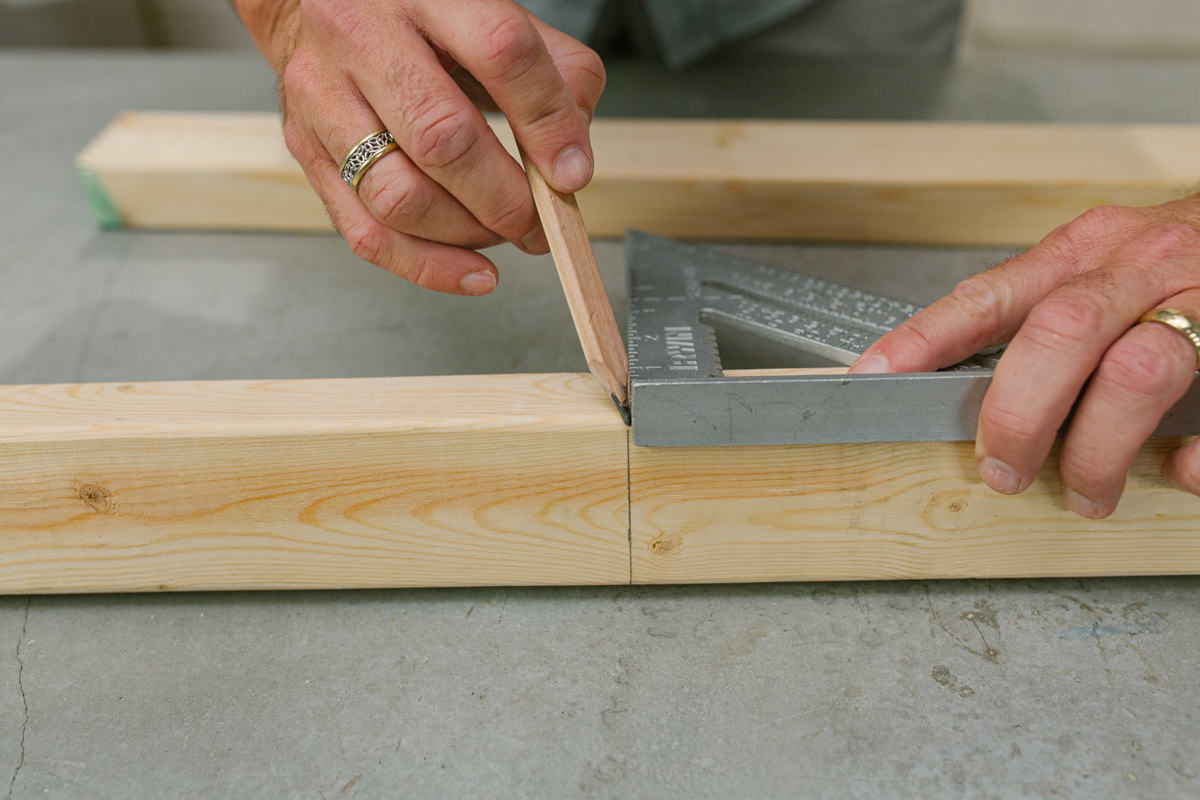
1 50 1199 797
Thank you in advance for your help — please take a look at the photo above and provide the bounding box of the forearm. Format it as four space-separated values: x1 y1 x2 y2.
231 0 300 73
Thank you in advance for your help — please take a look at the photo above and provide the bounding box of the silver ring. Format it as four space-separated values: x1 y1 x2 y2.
339 129 398 191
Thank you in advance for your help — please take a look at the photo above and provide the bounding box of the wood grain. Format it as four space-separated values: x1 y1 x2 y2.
521 149 628 411
2 369 1199 592
630 437 1200 584
76 112 1200 245
0 374 629 592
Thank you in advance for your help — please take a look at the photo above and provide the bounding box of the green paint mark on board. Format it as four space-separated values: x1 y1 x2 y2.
77 168 124 230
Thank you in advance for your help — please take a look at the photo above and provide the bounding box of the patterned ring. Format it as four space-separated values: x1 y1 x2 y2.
339 129 399 191
1139 308 1200 370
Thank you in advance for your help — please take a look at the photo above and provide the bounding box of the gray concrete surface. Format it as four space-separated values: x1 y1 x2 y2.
0 50 1198 798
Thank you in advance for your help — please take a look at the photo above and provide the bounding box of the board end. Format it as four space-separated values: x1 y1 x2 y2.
77 167 125 230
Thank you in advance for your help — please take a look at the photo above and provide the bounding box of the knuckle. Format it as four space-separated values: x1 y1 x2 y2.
475 14 543 80
1073 204 1136 238
302 0 365 39
362 174 431 229
1096 337 1182 399
1021 296 1104 351
1135 221 1200 262
1050 205 1134 263
1059 452 1117 495
282 119 310 161
280 48 321 97
979 401 1043 444
951 271 1008 325
1036 227 1080 270
408 102 481 169
487 196 533 236
519 102 584 140
408 256 436 290
892 317 938 355
1059 445 1105 483
557 45 606 97
383 57 418 97
344 220 385 265
576 45 606 87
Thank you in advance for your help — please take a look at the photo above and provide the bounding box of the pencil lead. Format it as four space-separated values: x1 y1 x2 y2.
611 394 632 427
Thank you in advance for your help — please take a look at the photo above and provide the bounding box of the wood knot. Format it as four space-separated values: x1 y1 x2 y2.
79 484 116 514
649 534 683 557
948 498 968 513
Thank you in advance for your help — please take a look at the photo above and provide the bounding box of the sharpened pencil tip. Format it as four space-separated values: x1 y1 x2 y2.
611 394 632 427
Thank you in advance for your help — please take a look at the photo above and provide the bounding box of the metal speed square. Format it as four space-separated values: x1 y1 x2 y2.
625 232 1200 447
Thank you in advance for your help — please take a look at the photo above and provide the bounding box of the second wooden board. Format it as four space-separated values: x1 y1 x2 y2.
76 112 1200 245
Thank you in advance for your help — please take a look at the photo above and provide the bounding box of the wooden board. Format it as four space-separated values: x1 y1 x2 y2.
76 112 1200 245
629 438 1200 584
1 370 1199 593
0 374 630 592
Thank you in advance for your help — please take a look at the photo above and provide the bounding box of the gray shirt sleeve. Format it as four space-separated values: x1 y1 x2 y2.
519 0 816 66
516 0 609 43
637 0 818 66
519 0 962 66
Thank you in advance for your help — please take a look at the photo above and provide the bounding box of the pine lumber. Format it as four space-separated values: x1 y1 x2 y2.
1 370 1199 593
634 365 1200 582
0 374 630 593
76 112 1200 245
628 438 1200 584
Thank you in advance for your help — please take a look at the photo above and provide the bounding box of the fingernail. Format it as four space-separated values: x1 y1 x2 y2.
522 225 549 254
553 146 592 193
459 270 496 296
1066 489 1101 518
979 456 1021 494
852 354 890 374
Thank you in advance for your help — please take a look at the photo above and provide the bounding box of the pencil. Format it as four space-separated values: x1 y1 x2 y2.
521 149 631 424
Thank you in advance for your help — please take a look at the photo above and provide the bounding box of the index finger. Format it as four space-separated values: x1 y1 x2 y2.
849 242 1079 375
848 205 1159 375
344 25 542 250
417 1 595 194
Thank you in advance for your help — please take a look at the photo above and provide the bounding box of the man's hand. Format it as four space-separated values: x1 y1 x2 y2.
235 0 605 295
850 194 1200 518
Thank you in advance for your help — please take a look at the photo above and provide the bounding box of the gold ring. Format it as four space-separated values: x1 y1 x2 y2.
1139 308 1200 369
339 129 398 191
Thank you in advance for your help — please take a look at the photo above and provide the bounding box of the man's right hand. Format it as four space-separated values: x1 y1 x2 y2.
235 0 606 295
